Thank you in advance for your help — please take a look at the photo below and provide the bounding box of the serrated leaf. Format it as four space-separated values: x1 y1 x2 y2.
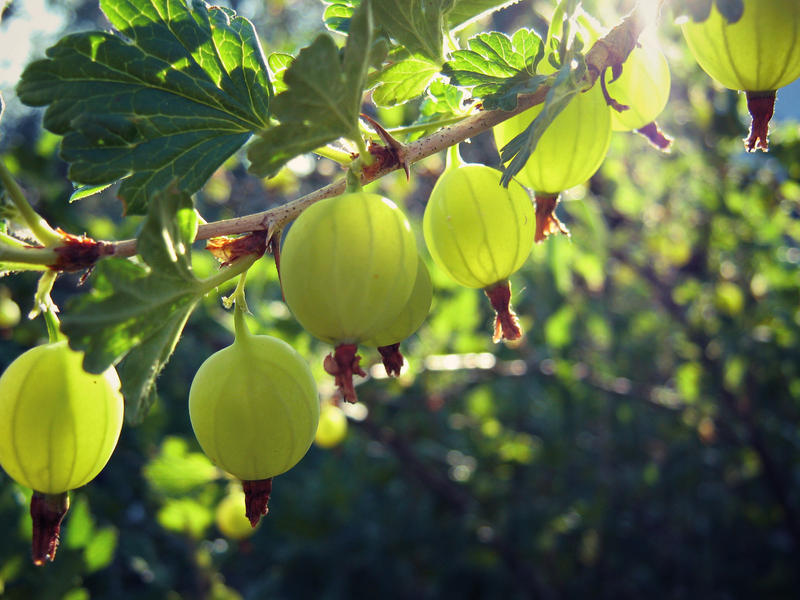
446 0 521 31
61 188 205 422
247 0 373 177
443 29 546 110
17 0 271 215
370 53 439 106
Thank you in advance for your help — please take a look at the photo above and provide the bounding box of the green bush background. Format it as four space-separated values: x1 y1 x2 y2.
1 1 799 598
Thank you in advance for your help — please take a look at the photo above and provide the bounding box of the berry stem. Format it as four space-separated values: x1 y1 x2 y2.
534 193 570 243
30 491 69 566
744 90 776 152
635 121 673 151
484 280 522 342
242 478 273 528
323 343 367 403
378 343 405 377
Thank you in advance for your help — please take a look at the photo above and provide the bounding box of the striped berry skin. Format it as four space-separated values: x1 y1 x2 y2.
423 164 534 290
0 342 124 495
280 191 418 346
493 82 612 195
681 0 800 93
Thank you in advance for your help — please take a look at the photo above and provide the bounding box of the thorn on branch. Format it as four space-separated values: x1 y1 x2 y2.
360 113 410 179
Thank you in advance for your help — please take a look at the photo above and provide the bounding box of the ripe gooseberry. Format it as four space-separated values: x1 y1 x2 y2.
314 403 348 449
493 81 611 242
279 191 418 402
606 37 672 149
423 162 534 342
189 307 319 526
363 256 432 376
681 0 800 151
0 341 124 565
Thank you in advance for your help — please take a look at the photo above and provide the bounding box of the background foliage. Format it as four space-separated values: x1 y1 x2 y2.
1 0 800 598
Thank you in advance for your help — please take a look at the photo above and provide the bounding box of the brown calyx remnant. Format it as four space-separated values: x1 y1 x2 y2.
30 491 69 565
359 113 410 180
323 343 367 403
635 122 673 151
242 478 273 528
744 91 776 152
378 343 404 377
534 194 570 243
484 280 522 343
51 230 114 272
206 230 268 266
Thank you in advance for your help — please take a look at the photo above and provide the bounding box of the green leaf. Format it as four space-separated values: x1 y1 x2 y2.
17 0 271 215
323 1 358 33
373 0 449 63
69 183 113 203
143 436 218 496
247 0 373 177
61 188 205 422
446 0 522 31
443 29 546 110
370 53 439 106
268 52 294 94
83 527 118 573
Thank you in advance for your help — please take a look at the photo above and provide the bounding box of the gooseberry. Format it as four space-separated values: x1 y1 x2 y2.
493 81 611 241
189 308 319 526
314 403 348 449
216 489 258 540
0 341 124 565
681 0 800 151
423 163 534 341
280 191 418 402
606 38 672 149
0 293 21 328
363 256 433 376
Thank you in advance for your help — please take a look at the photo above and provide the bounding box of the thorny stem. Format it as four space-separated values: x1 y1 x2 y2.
0 244 58 267
69 6 650 262
0 161 63 247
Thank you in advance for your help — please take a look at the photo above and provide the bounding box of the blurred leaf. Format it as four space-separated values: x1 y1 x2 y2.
157 498 213 539
17 0 270 214
544 304 574 348
248 0 373 177
143 437 219 496
83 527 118 573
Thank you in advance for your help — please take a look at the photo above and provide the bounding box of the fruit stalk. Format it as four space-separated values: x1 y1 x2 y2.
484 281 522 343
242 478 273 528
745 91 776 152
534 193 569 243
323 344 367 403
30 491 69 565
